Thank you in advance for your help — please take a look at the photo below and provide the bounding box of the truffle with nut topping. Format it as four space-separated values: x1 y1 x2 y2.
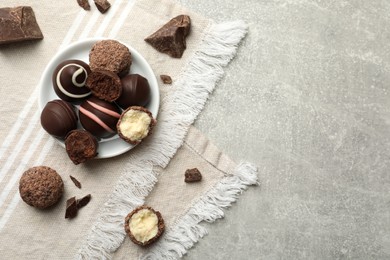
117 106 156 145
19 166 64 209
124 205 165 246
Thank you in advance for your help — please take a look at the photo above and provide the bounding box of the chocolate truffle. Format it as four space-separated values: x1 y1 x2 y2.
19 166 64 209
65 130 98 165
85 70 122 102
124 206 165 246
40 99 78 139
79 96 121 138
116 74 151 109
52 59 91 102
117 106 156 145
145 15 191 58
89 40 131 77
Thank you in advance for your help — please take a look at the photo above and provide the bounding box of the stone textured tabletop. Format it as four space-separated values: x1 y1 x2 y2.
179 0 390 259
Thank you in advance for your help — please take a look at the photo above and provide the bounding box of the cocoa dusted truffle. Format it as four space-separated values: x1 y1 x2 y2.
124 206 165 246
52 59 91 102
145 15 191 58
79 96 121 138
85 70 122 102
19 166 64 209
116 74 151 109
89 39 131 77
40 99 78 139
117 106 156 145
65 130 98 165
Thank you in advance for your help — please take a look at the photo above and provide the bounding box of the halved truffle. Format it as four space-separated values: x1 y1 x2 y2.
85 70 122 102
124 206 165 246
117 106 156 145
65 130 98 164
19 166 64 209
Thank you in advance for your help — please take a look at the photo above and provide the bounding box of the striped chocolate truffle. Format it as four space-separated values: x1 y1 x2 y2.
79 96 121 138
52 59 91 102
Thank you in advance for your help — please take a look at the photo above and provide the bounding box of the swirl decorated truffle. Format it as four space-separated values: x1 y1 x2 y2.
52 59 91 102
116 74 151 109
79 96 121 138
40 99 78 139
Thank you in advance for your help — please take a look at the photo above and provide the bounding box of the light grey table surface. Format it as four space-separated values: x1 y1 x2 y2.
178 0 390 259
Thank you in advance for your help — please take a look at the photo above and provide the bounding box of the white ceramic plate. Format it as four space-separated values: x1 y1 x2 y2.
38 38 160 158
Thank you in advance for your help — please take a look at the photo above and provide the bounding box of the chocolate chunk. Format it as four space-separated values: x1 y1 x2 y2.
0 6 43 45
65 197 78 219
77 194 91 209
70 175 82 189
145 15 191 58
185 168 202 183
77 0 91 10
94 0 111 14
160 75 172 84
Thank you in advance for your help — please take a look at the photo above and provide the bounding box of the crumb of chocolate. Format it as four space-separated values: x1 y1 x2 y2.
185 168 202 183
94 0 111 14
70 175 82 189
160 75 172 84
77 194 91 209
65 197 78 219
77 0 91 10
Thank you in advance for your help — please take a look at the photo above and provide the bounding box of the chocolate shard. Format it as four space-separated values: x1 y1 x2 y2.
0 6 44 45
65 197 78 219
94 0 111 14
145 15 191 58
160 75 172 84
77 0 91 11
184 168 202 183
77 194 91 209
70 175 82 189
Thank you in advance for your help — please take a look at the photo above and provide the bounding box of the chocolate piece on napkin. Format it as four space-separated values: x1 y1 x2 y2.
65 197 78 219
77 194 91 209
145 15 191 58
160 75 172 84
94 0 111 14
77 0 91 11
0 6 43 45
184 168 202 183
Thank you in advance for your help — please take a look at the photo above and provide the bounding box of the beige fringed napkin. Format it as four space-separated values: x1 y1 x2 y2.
0 0 257 258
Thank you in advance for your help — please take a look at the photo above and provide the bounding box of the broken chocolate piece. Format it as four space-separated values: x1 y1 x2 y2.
94 0 111 13
77 0 91 11
65 197 78 219
185 168 202 183
0 6 43 45
124 206 165 246
160 75 172 84
70 175 82 189
145 15 191 58
77 194 91 209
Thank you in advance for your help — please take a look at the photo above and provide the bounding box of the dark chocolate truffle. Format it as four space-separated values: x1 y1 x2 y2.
85 70 122 102
65 130 98 165
52 59 91 102
79 96 121 138
89 40 131 77
124 206 165 246
116 74 151 109
19 166 64 209
40 99 78 139
117 106 156 145
145 15 191 58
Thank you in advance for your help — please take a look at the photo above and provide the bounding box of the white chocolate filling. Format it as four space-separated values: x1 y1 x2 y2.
129 209 158 243
119 110 151 141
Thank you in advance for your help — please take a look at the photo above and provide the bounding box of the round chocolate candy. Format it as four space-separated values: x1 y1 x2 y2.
79 96 121 138
52 59 91 102
116 74 151 109
40 99 78 139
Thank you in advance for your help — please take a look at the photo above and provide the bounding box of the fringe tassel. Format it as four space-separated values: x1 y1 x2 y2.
76 20 249 259
141 162 258 260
